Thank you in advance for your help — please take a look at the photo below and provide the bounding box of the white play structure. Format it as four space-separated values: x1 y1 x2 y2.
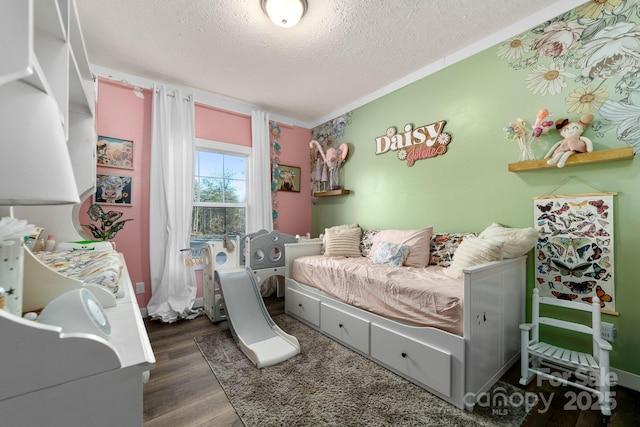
215 269 300 368
202 230 300 368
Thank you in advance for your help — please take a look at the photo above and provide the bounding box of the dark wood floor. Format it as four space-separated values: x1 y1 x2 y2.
142 297 639 426
142 296 285 426
501 360 640 426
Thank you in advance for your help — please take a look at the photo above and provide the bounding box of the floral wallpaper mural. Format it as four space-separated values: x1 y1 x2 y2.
496 0 640 153
310 112 352 201
270 121 281 229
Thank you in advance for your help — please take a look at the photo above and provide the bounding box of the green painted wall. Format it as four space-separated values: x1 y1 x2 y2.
312 5 639 376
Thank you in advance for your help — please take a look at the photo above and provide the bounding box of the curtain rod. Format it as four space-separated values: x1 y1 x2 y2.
100 77 189 100
194 103 293 128
98 76 294 128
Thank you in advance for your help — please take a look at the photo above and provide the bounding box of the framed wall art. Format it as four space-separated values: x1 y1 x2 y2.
533 193 616 314
276 165 301 192
97 136 134 169
95 173 133 206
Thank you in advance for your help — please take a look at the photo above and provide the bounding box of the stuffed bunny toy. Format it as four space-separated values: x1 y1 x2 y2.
545 114 594 168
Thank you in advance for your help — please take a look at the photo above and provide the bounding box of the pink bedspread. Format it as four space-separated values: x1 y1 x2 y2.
291 255 464 335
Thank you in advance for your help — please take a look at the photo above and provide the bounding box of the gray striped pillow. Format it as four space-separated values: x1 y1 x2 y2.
323 226 362 257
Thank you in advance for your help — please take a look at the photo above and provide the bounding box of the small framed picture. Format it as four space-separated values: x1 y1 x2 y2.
95 173 133 206
276 165 301 192
97 136 134 169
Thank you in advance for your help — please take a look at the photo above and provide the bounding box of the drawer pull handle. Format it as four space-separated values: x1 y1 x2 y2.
401 352 407 358
338 323 343 328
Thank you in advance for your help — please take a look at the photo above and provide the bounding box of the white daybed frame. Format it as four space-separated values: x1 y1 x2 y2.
284 241 526 411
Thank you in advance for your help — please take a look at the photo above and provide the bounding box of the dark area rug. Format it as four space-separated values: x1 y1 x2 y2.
194 314 527 427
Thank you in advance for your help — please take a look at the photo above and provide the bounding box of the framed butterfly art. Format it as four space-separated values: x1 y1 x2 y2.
533 194 616 314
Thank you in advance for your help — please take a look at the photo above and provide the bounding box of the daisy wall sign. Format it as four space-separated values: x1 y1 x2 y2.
375 120 451 166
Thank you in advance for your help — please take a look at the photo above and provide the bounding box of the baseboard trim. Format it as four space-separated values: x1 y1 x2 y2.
139 297 204 319
613 368 640 392
193 297 204 309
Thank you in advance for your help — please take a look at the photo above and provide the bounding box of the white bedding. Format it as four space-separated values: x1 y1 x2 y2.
291 255 464 335
34 249 123 295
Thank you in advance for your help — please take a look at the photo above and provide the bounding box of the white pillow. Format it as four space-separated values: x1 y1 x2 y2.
444 237 504 279
478 223 538 259
323 226 362 257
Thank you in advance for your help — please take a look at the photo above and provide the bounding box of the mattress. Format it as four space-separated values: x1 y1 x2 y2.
34 249 123 295
291 255 464 335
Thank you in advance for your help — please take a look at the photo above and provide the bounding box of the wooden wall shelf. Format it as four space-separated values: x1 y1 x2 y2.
314 189 351 197
508 147 634 172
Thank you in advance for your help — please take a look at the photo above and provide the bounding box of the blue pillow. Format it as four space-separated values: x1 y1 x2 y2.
372 241 409 267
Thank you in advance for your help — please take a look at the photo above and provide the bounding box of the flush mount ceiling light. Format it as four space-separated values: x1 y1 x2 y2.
261 0 308 28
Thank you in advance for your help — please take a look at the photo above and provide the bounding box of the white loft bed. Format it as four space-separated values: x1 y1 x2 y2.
0 1 154 423
22 248 121 312
0 250 155 426
1 195 154 422
284 241 526 411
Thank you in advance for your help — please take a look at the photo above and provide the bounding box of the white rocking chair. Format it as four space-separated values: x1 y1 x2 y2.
520 288 613 420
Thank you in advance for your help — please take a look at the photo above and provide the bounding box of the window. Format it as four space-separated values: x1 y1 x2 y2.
191 139 250 248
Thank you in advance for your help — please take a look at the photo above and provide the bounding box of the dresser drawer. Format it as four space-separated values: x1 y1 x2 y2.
370 324 451 397
285 287 320 326
320 304 370 354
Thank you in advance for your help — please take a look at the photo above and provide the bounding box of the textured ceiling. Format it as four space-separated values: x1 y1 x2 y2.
76 0 586 127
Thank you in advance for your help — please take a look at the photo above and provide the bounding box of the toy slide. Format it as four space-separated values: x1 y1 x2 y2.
215 269 300 368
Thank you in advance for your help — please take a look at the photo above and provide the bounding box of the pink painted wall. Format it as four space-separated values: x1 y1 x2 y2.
195 103 251 147
80 79 153 307
194 103 313 237
85 79 311 308
271 124 313 237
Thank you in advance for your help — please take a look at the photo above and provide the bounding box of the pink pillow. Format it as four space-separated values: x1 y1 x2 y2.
369 227 433 268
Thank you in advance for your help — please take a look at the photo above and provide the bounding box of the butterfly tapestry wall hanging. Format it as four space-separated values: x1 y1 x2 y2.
533 193 616 313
